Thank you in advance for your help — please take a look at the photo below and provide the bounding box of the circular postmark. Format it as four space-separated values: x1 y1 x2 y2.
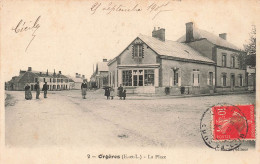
200 104 248 151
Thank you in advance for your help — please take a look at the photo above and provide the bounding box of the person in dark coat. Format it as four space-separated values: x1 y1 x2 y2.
104 86 110 100
117 84 123 100
34 81 40 99
42 82 48 98
81 80 88 99
24 83 32 100
122 89 126 100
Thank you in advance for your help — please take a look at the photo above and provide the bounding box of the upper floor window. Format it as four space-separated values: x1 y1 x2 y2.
34 78 38 82
43 78 46 82
222 53 227 67
133 44 143 58
50 78 52 82
231 56 235 68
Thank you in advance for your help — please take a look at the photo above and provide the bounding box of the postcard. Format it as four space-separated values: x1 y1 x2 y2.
0 0 259 163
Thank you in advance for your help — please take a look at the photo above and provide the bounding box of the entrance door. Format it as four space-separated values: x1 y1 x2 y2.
230 74 235 91
133 74 143 86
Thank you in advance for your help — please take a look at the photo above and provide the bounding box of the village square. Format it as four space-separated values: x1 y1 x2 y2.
5 22 256 148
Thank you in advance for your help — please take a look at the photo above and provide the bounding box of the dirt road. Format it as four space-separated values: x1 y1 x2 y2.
5 90 255 148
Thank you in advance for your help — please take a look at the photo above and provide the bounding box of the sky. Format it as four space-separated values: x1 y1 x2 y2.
1 0 258 81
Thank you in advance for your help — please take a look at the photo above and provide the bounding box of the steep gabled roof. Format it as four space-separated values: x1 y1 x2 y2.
108 34 215 65
138 34 215 63
177 28 240 51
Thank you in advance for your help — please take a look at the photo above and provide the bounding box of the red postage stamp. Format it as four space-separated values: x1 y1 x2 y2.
212 104 255 141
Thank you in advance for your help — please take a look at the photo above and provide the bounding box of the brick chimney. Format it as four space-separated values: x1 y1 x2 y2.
28 67 32 71
59 71 61 74
219 33 227 40
46 69 48 76
82 75 85 79
39 72 42 75
186 22 194 42
152 27 165 41
103 59 108 62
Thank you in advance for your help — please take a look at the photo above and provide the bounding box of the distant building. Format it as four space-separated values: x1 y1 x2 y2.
90 59 109 88
6 67 70 91
69 73 87 90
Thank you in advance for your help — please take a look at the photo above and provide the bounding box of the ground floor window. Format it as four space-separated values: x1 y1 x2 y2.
209 72 213 85
122 70 132 86
193 70 200 86
144 70 154 86
122 69 155 87
222 74 227 86
173 70 178 86
239 74 243 86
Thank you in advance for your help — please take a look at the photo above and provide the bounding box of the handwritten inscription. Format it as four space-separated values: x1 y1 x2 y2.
12 16 41 52
90 1 179 19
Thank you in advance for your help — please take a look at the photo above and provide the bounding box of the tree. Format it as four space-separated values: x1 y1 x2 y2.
244 25 256 67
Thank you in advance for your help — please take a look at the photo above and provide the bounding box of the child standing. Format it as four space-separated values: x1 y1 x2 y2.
122 89 126 100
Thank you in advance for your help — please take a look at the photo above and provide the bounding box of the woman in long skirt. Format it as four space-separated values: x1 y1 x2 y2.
104 86 110 100
25 84 32 100
110 87 115 100
81 81 88 99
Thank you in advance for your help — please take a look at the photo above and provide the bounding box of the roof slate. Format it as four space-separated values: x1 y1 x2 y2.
177 28 240 51
138 34 215 63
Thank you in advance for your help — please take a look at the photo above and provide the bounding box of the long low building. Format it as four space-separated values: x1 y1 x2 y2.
6 67 70 91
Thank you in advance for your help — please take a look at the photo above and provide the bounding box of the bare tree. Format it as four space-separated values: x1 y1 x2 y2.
244 25 256 67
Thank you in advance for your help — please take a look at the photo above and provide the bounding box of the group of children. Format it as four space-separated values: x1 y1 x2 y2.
104 85 126 100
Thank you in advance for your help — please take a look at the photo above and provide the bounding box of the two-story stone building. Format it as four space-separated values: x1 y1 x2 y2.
7 67 70 91
108 27 216 95
177 22 247 92
108 23 247 95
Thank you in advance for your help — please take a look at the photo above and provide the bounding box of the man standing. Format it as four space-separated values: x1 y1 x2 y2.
118 84 123 100
42 82 48 98
35 81 40 99
81 80 87 99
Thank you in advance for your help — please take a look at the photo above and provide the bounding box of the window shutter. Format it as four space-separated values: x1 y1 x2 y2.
221 77 223 86
242 78 244 86
207 75 209 85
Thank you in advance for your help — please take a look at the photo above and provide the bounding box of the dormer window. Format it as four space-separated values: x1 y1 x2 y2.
133 44 143 58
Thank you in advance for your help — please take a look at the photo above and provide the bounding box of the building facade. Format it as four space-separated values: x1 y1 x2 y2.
177 22 247 93
90 59 109 89
108 27 216 95
6 67 70 91
108 23 247 95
